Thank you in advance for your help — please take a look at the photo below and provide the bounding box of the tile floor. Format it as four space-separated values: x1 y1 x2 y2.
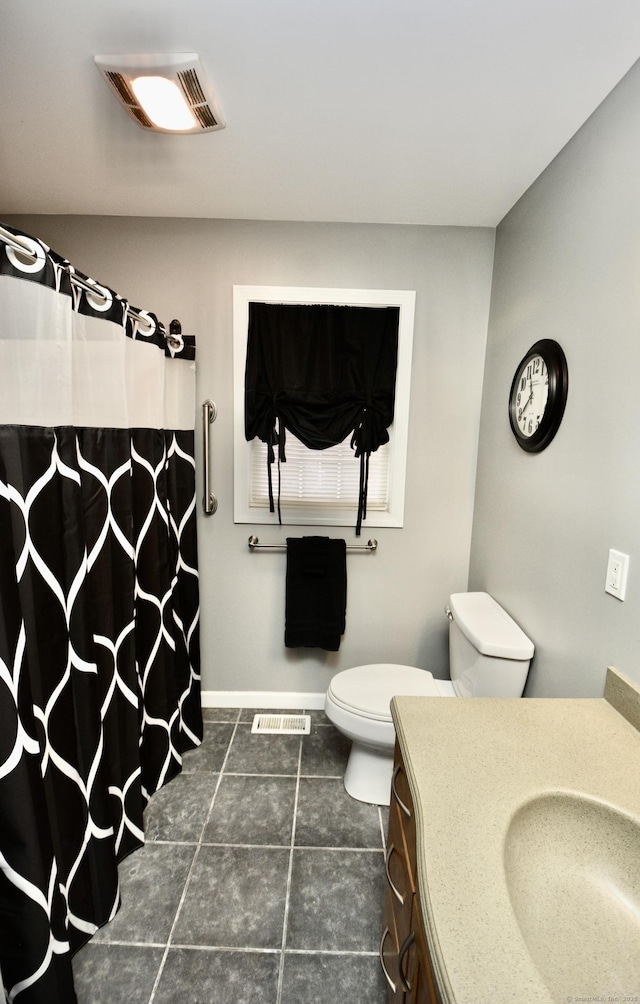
72 708 389 1003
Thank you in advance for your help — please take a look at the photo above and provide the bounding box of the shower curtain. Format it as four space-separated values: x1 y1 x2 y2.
0 226 203 1003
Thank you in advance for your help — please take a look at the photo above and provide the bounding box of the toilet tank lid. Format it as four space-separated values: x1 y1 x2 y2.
449 592 534 660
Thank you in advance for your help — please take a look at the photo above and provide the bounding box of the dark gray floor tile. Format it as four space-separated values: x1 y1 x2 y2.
280 952 387 1004
225 725 300 775
306 709 331 725
181 722 235 773
286 849 385 952
295 777 383 848
72 943 164 1004
92 842 195 945
300 723 350 776
143 772 218 842
203 775 296 845
202 707 240 723
172 845 290 949
154 948 280 1004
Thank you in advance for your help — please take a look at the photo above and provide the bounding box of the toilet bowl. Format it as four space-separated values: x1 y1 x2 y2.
324 664 453 805
324 592 534 805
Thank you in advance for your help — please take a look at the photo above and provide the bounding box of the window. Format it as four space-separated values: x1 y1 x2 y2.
233 285 415 529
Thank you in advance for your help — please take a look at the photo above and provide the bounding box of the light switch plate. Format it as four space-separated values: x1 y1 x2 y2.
605 549 630 601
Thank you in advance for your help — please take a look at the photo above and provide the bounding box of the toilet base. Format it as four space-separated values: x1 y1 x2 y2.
343 741 395 806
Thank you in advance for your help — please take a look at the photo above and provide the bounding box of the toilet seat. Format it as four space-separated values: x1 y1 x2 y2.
327 664 440 722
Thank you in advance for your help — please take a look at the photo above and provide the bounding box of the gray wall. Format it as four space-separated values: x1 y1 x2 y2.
470 59 640 696
4 215 495 696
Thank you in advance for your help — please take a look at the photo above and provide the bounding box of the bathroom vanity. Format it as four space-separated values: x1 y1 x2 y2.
381 667 640 1003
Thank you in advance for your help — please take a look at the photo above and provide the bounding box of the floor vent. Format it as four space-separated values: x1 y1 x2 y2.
251 714 311 735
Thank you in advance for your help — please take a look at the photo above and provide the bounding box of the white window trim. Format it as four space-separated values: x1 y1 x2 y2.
233 285 415 528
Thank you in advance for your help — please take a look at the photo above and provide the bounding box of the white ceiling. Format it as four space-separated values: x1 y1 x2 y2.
2 0 640 227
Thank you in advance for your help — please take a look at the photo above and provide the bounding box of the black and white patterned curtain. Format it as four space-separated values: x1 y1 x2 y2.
0 226 202 1004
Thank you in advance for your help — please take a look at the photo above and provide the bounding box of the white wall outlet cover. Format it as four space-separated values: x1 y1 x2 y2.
605 549 630 601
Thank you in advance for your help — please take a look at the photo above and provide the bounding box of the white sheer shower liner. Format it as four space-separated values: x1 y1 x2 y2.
0 275 194 431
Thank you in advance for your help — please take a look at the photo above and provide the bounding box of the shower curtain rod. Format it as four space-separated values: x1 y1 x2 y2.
248 535 378 552
0 224 181 347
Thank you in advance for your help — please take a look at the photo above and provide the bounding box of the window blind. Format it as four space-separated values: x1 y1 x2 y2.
250 433 389 511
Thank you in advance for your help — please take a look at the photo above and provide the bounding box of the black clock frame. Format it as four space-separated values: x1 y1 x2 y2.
508 338 568 454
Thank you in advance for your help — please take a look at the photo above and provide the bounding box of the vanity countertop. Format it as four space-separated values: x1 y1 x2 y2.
391 667 640 1004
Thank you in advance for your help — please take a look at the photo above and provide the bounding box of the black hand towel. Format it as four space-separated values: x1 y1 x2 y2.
285 536 347 651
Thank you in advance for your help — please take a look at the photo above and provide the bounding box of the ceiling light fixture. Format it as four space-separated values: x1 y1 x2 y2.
94 53 225 134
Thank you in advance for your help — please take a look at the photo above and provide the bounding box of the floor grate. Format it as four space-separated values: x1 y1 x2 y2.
251 713 311 735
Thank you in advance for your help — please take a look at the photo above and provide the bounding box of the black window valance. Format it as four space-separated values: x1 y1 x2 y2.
244 301 400 534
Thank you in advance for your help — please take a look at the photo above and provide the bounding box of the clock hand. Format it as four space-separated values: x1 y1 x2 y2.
520 390 533 416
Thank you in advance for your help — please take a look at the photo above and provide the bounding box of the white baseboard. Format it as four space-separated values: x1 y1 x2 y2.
201 690 326 710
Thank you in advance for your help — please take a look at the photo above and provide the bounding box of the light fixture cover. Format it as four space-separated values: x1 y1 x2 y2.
94 52 225 134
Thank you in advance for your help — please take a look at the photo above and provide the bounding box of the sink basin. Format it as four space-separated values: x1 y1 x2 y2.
504 791 640 999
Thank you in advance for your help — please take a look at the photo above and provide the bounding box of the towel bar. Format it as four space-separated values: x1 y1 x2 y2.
248 535 377 552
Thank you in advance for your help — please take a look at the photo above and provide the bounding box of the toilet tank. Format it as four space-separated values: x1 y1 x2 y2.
447 592 534 698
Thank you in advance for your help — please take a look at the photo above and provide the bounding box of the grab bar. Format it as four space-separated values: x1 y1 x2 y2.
202 399 218 516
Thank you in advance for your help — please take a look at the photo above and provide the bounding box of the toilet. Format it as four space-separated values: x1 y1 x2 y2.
324 592 534 805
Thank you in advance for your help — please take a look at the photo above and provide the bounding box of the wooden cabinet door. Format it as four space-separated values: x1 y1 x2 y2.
390 747 417 864
407 867 444 1004
386 801 414 935
382 743 444 1004
382 747 417 1002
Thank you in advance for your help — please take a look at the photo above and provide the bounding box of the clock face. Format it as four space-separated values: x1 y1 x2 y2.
513 353 549 438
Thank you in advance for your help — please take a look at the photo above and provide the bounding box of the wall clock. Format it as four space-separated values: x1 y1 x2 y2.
508 339 568 453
